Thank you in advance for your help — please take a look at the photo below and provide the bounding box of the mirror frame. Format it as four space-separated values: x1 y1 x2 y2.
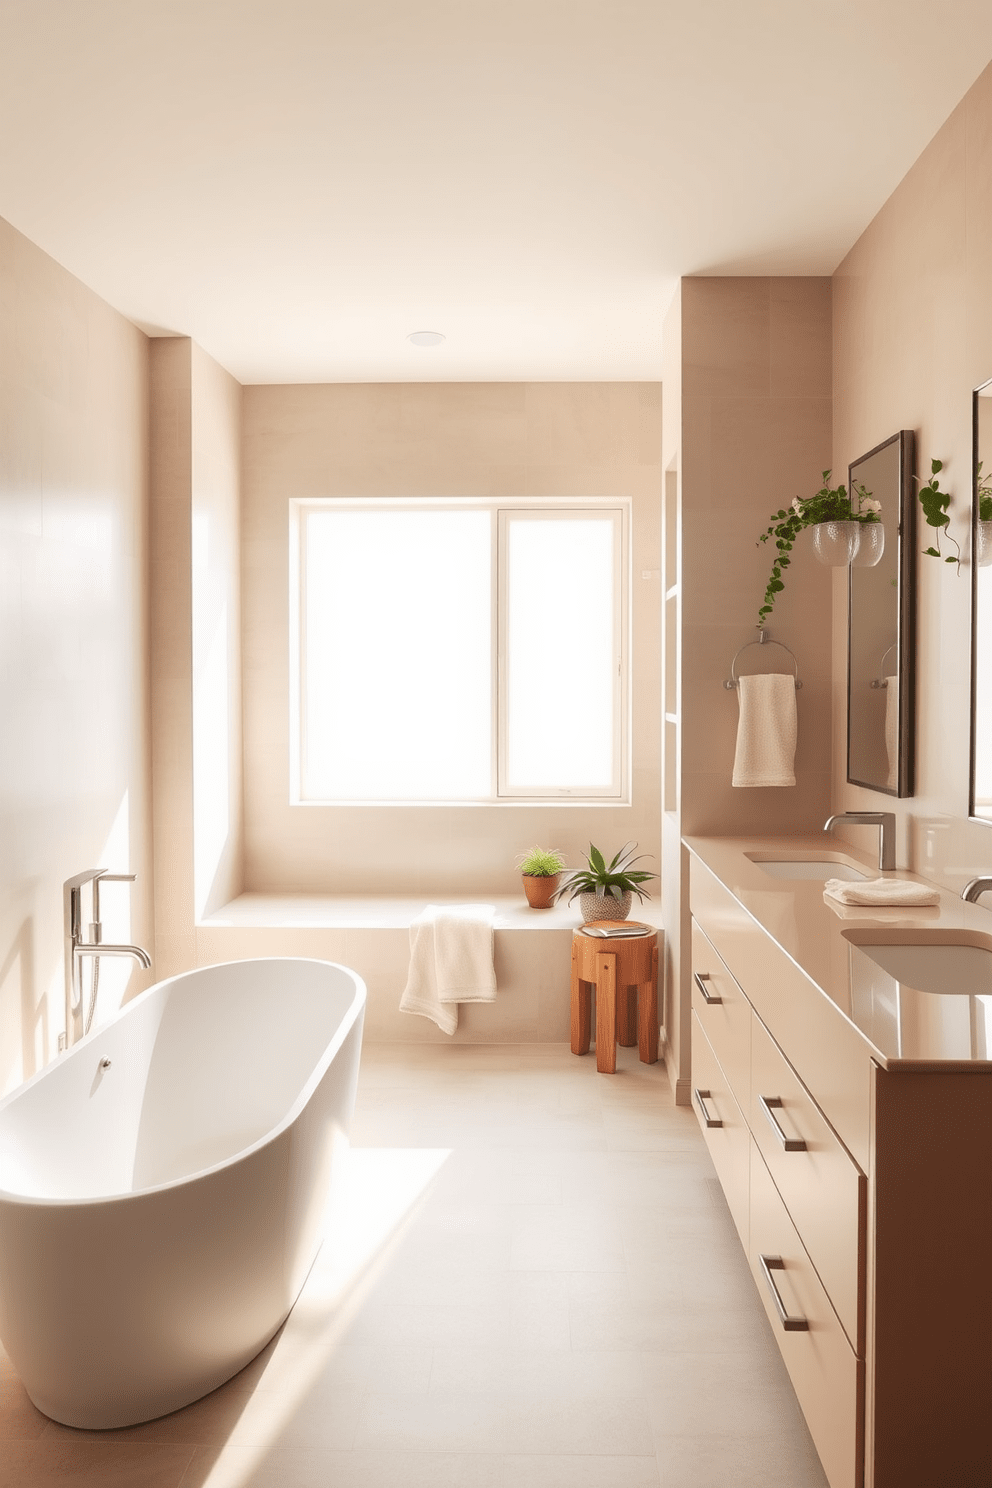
847 429 916 797
970 379 992 825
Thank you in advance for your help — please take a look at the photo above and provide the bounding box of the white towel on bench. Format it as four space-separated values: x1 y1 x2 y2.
400 904 496 1034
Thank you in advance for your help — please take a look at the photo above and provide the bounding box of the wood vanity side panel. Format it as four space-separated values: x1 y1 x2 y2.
690 857 872 1170
867 1066 992 1488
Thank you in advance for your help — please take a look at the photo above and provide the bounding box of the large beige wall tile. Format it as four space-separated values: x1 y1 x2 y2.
832 58 992 883
151 337 244 969
240 382 662 896
0 214 153 1095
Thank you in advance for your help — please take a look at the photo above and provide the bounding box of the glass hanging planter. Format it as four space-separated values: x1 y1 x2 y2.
852 522 885 568
977 519 992 568
811 520 862 567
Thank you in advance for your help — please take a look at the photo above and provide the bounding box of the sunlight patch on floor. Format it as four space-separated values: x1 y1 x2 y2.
198 1145 450 1488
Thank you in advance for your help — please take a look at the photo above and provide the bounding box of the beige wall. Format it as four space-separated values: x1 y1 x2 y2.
0 215 154 1095
150 338 243 977
662 277 834 1101
832 59 992 884
241 382 662 896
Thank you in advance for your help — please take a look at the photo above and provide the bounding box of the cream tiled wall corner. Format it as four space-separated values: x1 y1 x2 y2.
831 58 992 885
0 214 154 1094
150 338 243 978
661 277 833 1104
240 382 663 896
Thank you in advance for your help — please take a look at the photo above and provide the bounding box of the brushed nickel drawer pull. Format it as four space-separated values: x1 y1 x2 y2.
694 971 722 1005
693 1087 722 1127
758 1254 809 1332
758 1095 807 1152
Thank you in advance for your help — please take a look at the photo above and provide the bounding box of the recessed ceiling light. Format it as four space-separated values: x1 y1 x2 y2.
407 330 445 347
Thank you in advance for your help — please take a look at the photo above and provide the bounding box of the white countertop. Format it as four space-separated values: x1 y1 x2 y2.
684 834 992 1067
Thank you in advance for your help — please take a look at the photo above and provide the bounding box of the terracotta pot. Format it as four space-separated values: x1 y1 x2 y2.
578 890 632 923
522 873 560 909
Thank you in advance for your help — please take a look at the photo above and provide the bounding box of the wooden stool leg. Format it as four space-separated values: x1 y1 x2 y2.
595 951 617 1074
570 940 591 1055
638 945 660 1064
617 984 637 1047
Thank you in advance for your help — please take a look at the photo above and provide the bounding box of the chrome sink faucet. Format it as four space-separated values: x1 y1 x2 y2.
962 877 992 904
823 812 896 873
62 869 152 1051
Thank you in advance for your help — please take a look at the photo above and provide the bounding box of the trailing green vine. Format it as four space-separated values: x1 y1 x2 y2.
917 458 961 572
977 460 992 523
756 471 879 626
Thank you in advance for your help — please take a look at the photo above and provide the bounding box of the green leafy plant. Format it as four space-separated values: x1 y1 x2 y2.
917 458 961 571
977 460 992 523
554 842 657 905
756 471 880 626
517 846 567 878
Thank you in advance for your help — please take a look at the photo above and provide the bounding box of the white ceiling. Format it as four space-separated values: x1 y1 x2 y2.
2 0 992 384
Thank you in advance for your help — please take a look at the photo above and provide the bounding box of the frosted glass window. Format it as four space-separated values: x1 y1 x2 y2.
503 514 619 793
303 509 491 800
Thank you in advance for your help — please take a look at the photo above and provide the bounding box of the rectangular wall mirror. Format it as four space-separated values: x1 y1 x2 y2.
847 430 916 796
971 380 992 822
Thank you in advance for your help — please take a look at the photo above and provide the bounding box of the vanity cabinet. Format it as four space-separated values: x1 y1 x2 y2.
687 846 992 1488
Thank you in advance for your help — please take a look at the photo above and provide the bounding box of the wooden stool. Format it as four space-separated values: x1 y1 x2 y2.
570 923 659 1073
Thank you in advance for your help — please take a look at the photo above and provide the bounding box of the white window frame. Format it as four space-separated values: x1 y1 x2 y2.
290 496 630 805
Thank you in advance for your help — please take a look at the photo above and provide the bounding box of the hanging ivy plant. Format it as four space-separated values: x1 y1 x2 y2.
755 471 879 626
917 458 961 572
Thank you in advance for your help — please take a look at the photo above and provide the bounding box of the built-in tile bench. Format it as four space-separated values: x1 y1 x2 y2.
198 895 664 1043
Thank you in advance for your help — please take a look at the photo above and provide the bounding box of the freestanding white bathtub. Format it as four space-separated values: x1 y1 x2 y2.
0 957 365 1429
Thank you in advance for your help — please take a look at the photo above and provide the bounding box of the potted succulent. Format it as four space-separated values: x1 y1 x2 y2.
518 846 567 909
554 842 657 923
756 471 882 626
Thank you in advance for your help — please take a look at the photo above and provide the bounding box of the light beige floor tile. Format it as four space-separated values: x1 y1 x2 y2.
180 1444 505 1488
508 1204 626 1272
3 1042 821 1486
231 1384 364 1449
654 1430 828 1486
428 1346 645 1400
0 1441 195 1488
353 1393 507 1452
501 1397 656 1456
504 1455 662 1488
643 1351 807 1441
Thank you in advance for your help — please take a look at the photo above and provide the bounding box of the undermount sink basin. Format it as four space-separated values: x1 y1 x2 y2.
843 931 992 1061
745 855 868 882
846 937 992 997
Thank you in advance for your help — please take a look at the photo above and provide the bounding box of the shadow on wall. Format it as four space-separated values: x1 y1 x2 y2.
0 918 43 1093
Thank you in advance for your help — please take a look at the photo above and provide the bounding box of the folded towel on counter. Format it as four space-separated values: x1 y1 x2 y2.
732 674 797 788
399 904 496 1034
823 877 940 907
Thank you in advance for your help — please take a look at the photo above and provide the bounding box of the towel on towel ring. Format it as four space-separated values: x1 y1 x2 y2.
732 673 797 788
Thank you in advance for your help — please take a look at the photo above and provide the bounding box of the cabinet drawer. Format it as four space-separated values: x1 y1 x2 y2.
750 1015 866 1354
691 918 751 1114
691 1011 749 1249
749 1142 863 1488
